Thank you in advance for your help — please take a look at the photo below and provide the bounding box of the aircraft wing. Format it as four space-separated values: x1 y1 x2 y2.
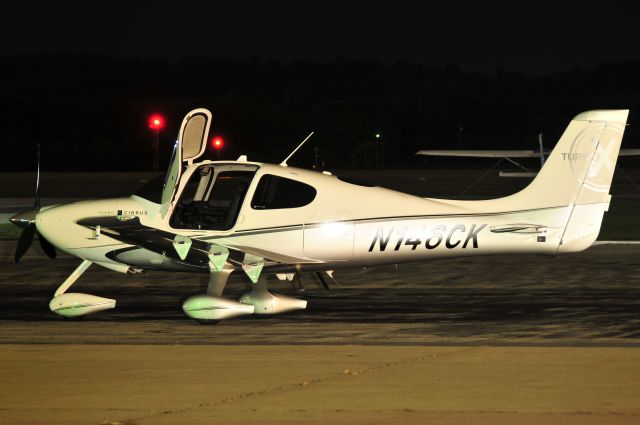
416 150 540 158
75 216 307 269
76 216 242 268
417 149 640 158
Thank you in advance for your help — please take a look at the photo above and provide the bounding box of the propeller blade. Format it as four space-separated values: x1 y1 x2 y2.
38 233 57 260
15 223 36 263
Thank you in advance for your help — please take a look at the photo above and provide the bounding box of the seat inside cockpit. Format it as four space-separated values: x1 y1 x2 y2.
170 164 258 230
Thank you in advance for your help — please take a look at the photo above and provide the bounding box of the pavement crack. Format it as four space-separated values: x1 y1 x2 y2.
109 345 479 425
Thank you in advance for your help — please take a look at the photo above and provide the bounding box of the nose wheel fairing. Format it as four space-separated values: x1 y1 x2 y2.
48 259 116 317
49 293 116 317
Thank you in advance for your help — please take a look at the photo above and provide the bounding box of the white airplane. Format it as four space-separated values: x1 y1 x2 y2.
10 108 630 323
417 133 640 177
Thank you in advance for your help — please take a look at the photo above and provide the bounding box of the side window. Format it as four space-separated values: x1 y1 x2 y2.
251 175 317 210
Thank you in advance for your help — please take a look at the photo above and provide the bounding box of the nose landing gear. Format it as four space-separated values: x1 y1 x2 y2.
49 259 116 317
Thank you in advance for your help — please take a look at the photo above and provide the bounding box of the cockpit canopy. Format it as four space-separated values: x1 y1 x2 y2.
169 163 317 231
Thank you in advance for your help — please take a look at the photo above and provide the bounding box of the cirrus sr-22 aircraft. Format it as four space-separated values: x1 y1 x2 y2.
10 108 630 323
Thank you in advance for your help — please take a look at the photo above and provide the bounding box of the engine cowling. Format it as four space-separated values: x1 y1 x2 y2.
49 293 116 317
182 295 255 321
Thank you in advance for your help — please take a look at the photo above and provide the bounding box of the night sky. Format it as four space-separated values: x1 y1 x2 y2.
3 0 639 74
3 1 640 171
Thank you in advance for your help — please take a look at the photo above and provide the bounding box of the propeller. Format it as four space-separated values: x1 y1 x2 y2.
10 144 57 263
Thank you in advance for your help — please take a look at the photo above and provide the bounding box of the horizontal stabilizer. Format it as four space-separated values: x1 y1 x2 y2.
620 149 640 156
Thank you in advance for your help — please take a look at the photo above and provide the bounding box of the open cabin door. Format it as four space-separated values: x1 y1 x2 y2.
160 108 212 218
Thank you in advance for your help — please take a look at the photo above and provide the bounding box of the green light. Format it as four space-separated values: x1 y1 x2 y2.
375 133 381 139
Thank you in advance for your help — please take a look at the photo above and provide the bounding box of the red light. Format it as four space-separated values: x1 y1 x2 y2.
148 114 165 131
212 136 224 150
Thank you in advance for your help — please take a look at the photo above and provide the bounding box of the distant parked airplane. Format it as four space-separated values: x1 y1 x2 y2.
417 133 640 177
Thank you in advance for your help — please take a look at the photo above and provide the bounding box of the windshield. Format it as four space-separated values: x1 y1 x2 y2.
159 141 181 216
170 164 258 230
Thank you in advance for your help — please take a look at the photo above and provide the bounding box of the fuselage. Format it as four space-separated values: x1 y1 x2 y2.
35 160 578 274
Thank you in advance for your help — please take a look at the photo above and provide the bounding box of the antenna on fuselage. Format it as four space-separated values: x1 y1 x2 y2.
538 132 545 167
280 132 314 167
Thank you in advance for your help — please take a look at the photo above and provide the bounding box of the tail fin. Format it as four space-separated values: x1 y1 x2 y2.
524 110 628 206
517 110 629 252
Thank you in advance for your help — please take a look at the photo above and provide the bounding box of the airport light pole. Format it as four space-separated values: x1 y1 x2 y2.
148 114 165 172
211 136 224 159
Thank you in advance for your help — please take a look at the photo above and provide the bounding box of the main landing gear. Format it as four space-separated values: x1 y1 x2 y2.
182 266 307 324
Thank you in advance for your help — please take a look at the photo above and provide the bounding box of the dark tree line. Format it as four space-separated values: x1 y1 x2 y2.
1 54 640 171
